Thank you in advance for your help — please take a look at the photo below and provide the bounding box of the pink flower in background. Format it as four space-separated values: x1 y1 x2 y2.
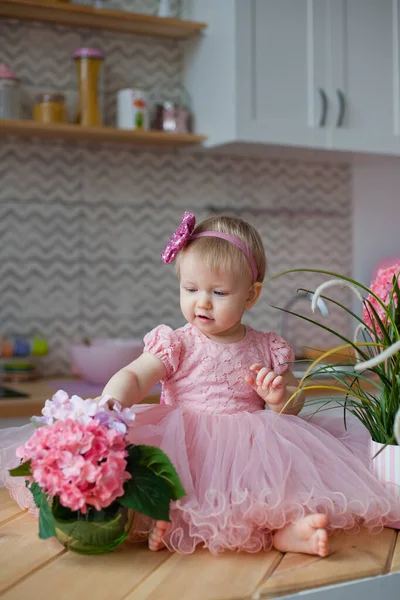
16 419 131 512
363 264 400 331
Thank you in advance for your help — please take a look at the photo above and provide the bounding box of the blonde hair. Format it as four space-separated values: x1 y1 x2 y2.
177 215 267 283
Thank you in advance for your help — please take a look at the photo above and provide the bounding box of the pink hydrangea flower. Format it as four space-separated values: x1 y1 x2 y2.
17 419 131 512
363 264 400 332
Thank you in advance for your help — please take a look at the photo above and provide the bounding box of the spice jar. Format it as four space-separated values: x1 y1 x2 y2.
151 85 193 134
73 47 104 127
0 64 20 120
33 92 67 124
153 102 192 134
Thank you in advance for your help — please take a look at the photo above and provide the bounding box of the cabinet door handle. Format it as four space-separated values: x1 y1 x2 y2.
318 88 328 127
336 89 346 127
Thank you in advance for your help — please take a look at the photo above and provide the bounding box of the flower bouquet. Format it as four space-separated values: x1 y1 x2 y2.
272 263 400 489
8 391 185 554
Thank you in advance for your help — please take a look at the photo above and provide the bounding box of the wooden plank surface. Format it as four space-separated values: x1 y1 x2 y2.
0 512 66 594
1 543 172 600
390 531 400 573
0 489 25 522
256 528 397 599
129 547 283 600
0 502 397 600
1 464 398 599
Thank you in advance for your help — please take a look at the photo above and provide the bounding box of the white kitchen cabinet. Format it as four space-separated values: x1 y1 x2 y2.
328 0 400 154
236 0 329 149
184 0 329 150
184 0 400 156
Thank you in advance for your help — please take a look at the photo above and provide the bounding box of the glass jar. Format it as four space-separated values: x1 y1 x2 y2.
33 92 67 124
52 500 134 554
0 64 20 120
151 85 193 134
73 47 104 127
153 102 193 134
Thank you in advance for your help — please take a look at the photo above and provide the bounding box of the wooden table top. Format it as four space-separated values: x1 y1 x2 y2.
0 379 160 419
0 375 378 420
0 488 398 600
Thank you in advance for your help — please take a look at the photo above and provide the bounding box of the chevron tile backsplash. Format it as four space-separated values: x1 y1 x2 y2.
0 5 352 376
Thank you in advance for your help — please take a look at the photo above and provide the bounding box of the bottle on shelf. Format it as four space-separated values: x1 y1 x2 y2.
73 47 104 127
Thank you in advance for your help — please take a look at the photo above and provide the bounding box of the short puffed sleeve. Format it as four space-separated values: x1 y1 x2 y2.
143 325 181 379
267 332 295 375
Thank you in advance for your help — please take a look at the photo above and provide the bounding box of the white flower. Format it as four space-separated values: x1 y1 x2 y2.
94 396 136 435
35 390 73 425
394 408 400 445
31 390 136 434
311 279 364 313
69 394 99 424
354 340 400 371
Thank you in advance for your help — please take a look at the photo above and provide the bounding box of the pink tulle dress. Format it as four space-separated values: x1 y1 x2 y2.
1 323 399 555
125 324 400 553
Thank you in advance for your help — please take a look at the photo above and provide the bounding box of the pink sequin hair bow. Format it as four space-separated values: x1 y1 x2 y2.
161 212 258 282
161 211 196 264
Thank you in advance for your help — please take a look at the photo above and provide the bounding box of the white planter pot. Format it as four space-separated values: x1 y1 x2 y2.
370 439 400 499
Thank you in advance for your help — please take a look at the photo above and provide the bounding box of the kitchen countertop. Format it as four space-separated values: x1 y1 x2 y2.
0 488 398 600
0 375 378 420
0 379 160 419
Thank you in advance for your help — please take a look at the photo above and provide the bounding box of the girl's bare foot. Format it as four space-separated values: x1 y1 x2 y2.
148 520 168 551
272 513 329 557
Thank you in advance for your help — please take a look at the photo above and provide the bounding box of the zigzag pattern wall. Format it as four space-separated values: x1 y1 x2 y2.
0 6 352 376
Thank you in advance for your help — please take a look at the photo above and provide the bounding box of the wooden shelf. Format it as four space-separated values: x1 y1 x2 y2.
0 0 207 39
1 119 207 147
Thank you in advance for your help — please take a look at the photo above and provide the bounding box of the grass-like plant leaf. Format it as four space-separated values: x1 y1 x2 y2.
272 267 400 445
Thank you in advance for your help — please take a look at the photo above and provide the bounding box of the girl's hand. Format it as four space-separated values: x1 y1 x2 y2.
93 395 115 407
245 363 286 408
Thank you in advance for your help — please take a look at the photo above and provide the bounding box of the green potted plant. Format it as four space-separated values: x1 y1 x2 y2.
271 263 400 493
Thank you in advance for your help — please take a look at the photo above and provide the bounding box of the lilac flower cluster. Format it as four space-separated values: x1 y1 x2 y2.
33 390 136 435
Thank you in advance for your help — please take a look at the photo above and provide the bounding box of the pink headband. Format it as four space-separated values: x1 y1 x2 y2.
161 212 258 282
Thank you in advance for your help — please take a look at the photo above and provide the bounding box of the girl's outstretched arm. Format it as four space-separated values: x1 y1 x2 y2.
102 352 167 408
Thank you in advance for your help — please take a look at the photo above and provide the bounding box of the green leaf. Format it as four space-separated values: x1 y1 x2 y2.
125 444 141 473
38 497 56 540
9 460 32 477
120 465 172 521
54 514 125 548
137 445 186 501
52 501 132 552
23 481 56 539
392 273 400 330
28 481 46 509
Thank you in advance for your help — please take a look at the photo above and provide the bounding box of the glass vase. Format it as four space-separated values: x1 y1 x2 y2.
52 500 134 554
